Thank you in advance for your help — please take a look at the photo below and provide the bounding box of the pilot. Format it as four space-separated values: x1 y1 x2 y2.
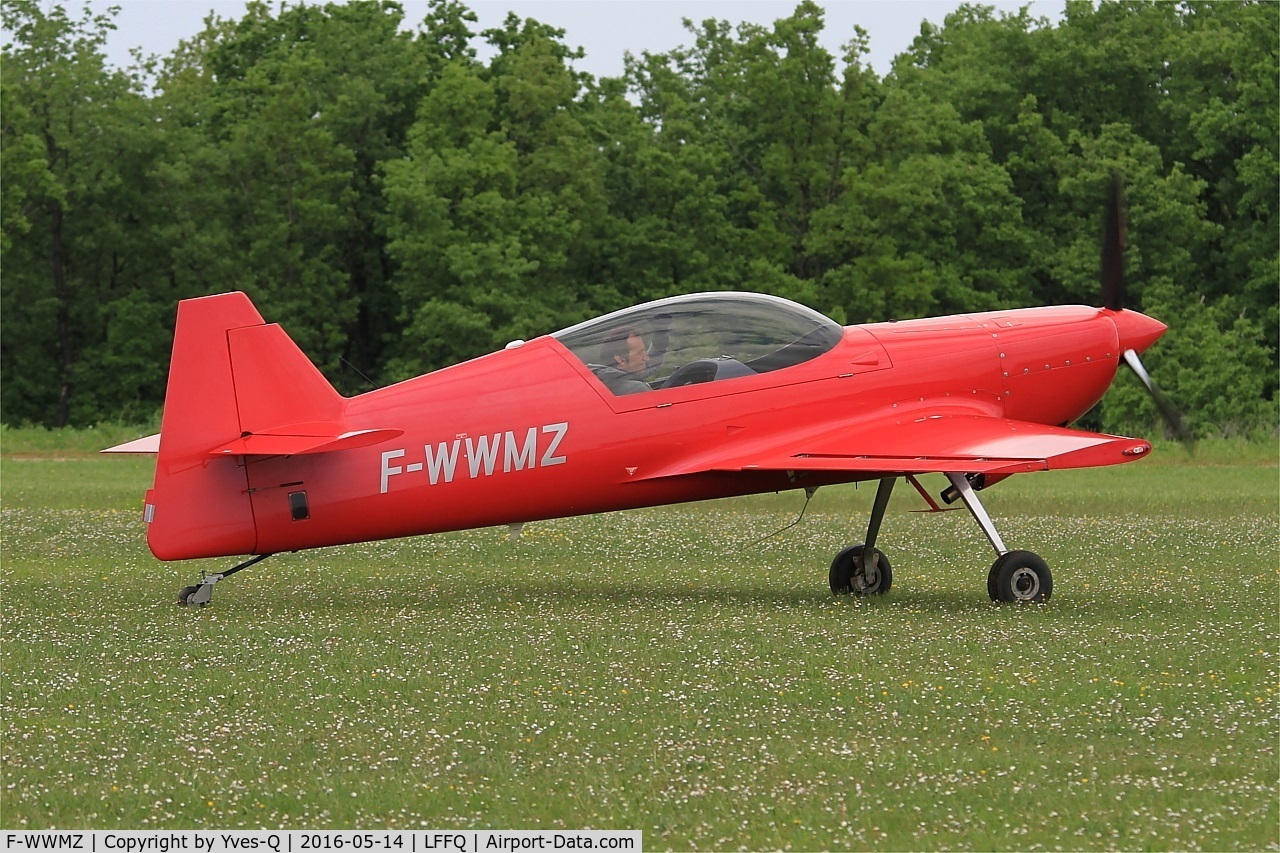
594 327 653 395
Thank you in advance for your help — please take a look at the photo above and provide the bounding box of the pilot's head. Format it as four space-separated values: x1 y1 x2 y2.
601 328 648 374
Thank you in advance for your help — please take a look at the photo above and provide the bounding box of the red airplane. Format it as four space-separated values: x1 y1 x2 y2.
106 181 1178 606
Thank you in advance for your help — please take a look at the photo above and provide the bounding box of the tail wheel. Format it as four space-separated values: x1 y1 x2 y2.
988 550 1052 603
177 585 199 606
830 544 892 596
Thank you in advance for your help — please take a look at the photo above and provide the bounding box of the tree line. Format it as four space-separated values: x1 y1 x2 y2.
2 0 1275 436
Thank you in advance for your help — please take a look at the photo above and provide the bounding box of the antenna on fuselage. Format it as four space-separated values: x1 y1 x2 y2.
733 486 819 552
339 355 379 392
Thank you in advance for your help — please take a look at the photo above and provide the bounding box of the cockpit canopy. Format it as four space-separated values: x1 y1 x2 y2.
552 292 843 395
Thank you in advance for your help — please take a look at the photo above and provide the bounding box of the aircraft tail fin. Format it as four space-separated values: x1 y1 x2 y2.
136 291 345 560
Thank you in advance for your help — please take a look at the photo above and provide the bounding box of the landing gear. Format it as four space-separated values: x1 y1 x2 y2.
831 477 895 597
829 473 1053 602
829 544 892 595
944 473 1052 603
176 554 272 607
177 574 222 607
988 550 1052 603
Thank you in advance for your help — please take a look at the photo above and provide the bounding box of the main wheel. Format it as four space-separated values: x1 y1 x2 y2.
988 550 1052 603
177 585 199 606
829 544 892 596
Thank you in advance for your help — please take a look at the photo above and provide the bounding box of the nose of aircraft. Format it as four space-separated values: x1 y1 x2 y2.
1109 308 1167 356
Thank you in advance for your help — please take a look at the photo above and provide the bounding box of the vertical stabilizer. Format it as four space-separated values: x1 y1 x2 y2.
146 292 265 560
144 291 349 560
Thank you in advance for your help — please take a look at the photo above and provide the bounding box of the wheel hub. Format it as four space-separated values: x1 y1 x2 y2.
1009 566 1041 600
853 553 881 593
853 566 880 593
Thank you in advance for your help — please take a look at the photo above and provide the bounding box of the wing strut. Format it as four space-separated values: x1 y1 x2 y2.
905 473 962 513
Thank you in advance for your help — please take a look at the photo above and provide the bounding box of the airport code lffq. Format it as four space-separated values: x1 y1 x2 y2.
2 832 641 853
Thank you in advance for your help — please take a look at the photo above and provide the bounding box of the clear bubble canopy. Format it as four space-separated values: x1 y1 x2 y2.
552 292 843 395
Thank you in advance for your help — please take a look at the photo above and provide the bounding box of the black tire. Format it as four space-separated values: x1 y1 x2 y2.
988 550 1052 603
829 544 892 596
177 585 199 606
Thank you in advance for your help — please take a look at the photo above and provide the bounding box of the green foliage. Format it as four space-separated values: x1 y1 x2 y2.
1 0 1275 436
382 27 605 375
147 0 431 387
810 91 1033 320
1 0 170 427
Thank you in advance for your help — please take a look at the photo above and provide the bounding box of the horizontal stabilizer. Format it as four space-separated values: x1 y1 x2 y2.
210 427 403 457
101 434 161 454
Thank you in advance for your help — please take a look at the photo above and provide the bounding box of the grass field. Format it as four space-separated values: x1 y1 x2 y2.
2 433 1277 849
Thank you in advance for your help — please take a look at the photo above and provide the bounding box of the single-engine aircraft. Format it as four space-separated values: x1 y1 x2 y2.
106 178 1183 606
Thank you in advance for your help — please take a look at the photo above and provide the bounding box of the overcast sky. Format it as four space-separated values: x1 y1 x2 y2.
76 0 1063 80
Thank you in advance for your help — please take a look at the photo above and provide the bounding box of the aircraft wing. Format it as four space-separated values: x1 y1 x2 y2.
641 415 1150 480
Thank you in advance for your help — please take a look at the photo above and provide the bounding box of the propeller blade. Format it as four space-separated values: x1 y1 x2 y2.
1101 173 1126 312
1122 348 1193 447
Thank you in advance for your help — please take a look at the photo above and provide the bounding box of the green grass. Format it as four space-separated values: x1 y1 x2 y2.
0 422 161 456
2 444 1277 848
